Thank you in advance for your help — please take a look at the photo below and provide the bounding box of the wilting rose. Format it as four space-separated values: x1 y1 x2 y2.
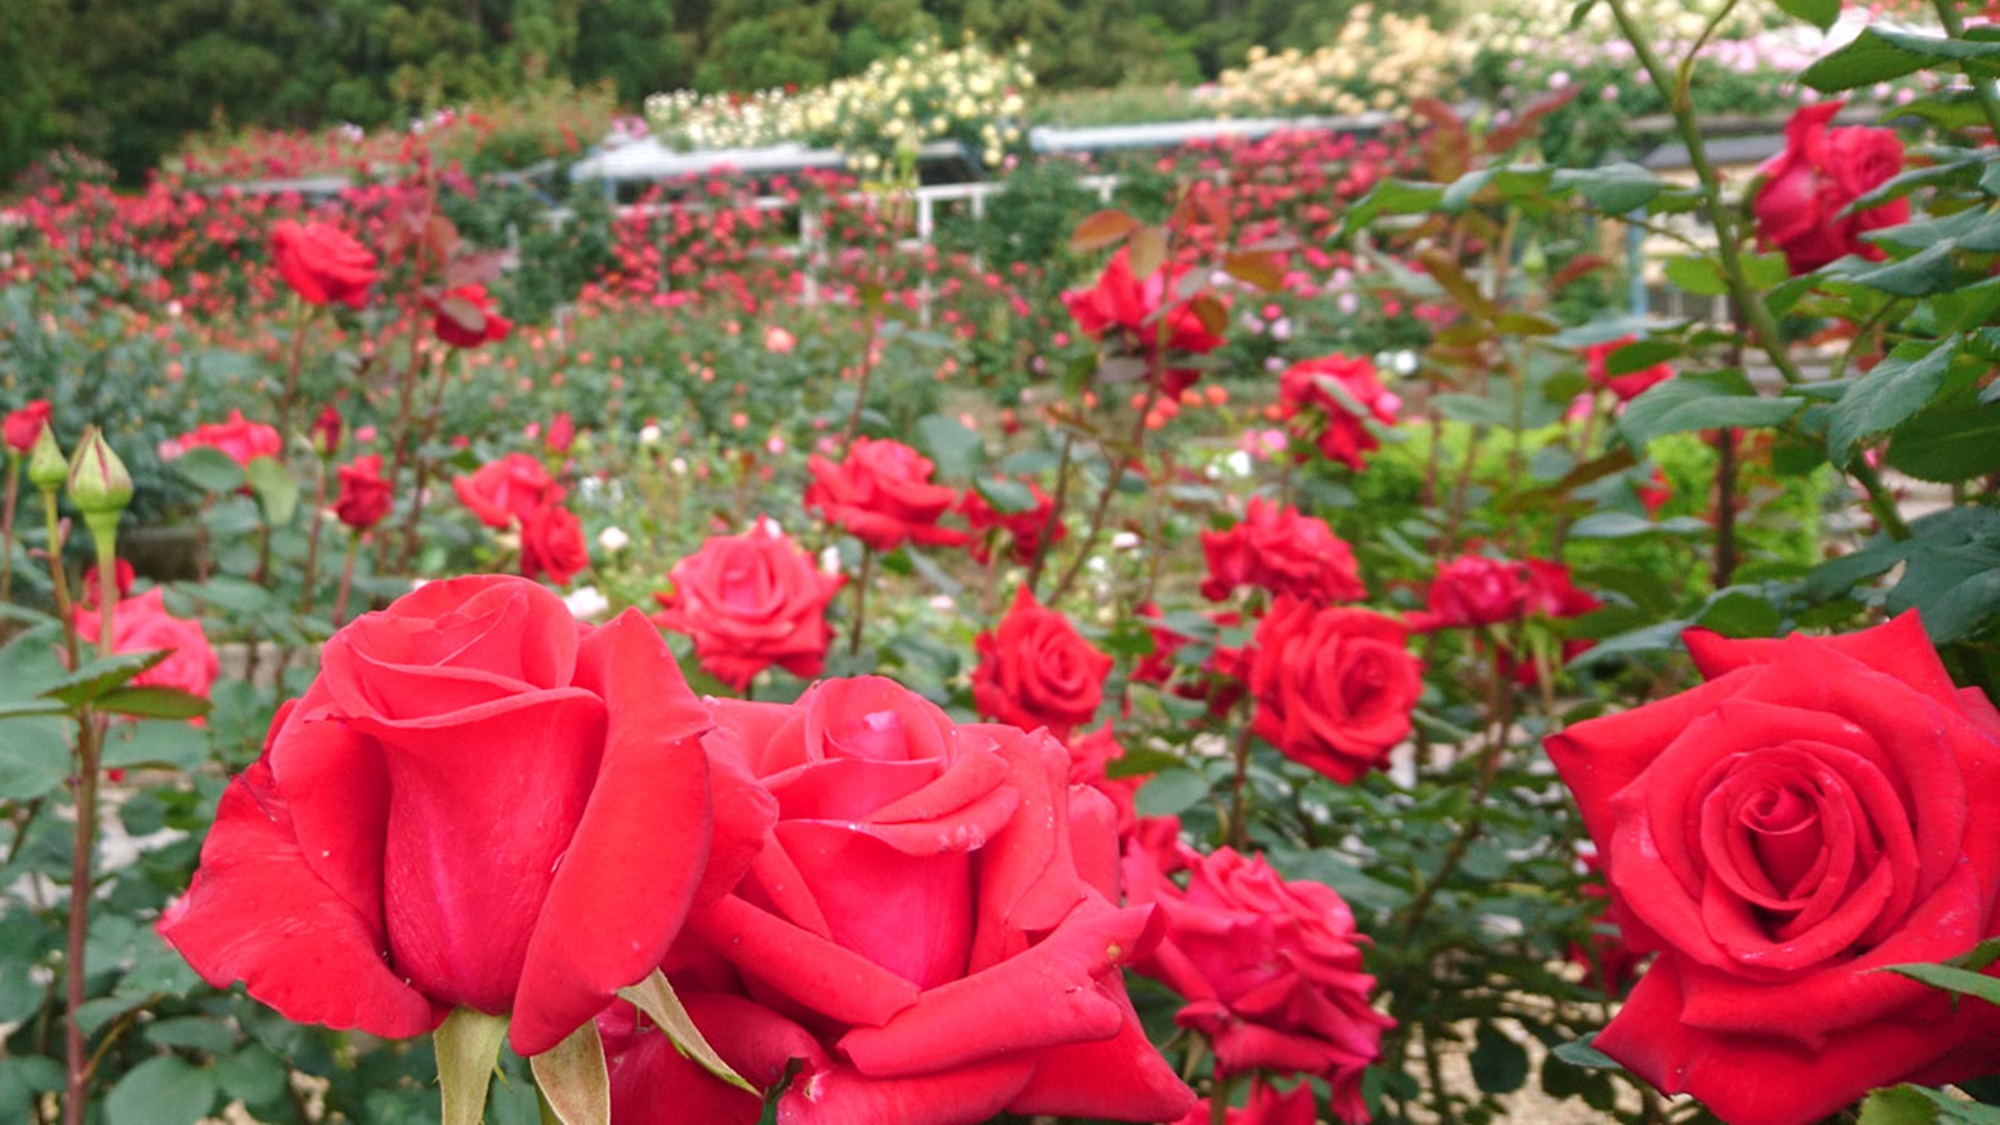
4 399 52 454
1277 355 1399 471
158 576 770 1056
804 437 967 552
179 410 282 468
1752 101 1909 275
432 283 513 349
453 453 558 529
520 502 588 586
334 454 394 531
972 585 1113 740
1583 336 1673 402
1128 845 1391 1124
651 518 844 691
270 220 378 309
73 587 219 705
1248 598 1421 784
1063 245 1225 396
1201 497 1365 605
1546 614 2000 1125
601 678 1194 1124
960 478 1066 566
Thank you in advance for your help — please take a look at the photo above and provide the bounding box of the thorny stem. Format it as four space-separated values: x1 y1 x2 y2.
333 536 361 627
1046 381 1158 606
276 296 312 443
62 529 117 1125
1225 708 1258 852
299 455 331 616
841 309 885 450
1025 431 1074 597
847 545 875 656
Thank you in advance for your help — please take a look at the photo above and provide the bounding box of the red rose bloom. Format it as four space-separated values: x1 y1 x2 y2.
1176 1080 1320 1125
1248 598 1421 784
334 454 394 531
1200 497 1366 605
1417 554 1532 631
971 585 1114 740
1277 355 1399 471
804 437 967 552
432 283 514 349
270 220 378 309
1520 558 1600 620
180 410 282 467
1546 614 2000 1125
453 453 558 529
1752 101 1909 275
520 502 588 586
960 478 1066 566
4 399 52 454
1583 335 1673 401
651 518 844 691
1128 845 1392 1124
1067 722 1146 837
73 587 219 705
309 405 344 456
601 678 1194 1124
159 577 771 1056
1063 246 1225 395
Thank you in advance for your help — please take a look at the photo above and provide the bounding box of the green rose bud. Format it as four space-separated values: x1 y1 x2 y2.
66 426 133 517
26 424 66 493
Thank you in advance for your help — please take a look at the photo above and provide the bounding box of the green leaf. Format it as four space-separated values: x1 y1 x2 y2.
105 1055 218 1125
618 969 757 1096
1843 242 1956 297
145 1016 238 1053
215 1045 288 1108
1618 371 1802 447
1826 335 1965 465
437 1007 510 1125
40 649 172 707
1695 590 1783 637
1773 0 1839 32
95 686 213 721
1879 961 2000 1006
243 455 299 526
1550 1034 1623 1070
1604 338 1678 376
1804 27 2000 92
101 718 209 771
170 447 246 494
1341 178 1445 234
1135 769 1209 817
0 699 67 720
1858 1085 1941 1125
1663 254 1727 297
1470 1023 1529 1094
973 476 1039 515
1552 163 1662 212
1569 511 1709 539
0 717 71 799
1888 401 2000 482
913 414 983 481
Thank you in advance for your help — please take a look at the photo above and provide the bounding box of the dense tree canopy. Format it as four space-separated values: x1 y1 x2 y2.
2 0 1442 186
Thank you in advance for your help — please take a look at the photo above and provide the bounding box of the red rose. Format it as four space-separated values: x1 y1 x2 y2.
1521 558 1600 620
432 283 514 349
959 478 1065 566
1583 335 1673 402
545 412 576 454
1128 845 1392 1124
804 437 967 552
334 454 394 531
520 502 588 586
309 405 344 457
1176 1080 1319 1125
972 585 1113 740
4 399 51 454
1068 722 1146 837
1545 614 2000 1125
1277 355 1399 471
180 410 282 467
270 220 377 309
1566 854 1646 995
1248 598 1421 784
1201 497 1366 604
651 518 844 691
1063 246 1225 395
1417 554 1531 630
602 678 1194 1124
73 587 218 705
159 576 770 1056
78 559 136 610
453 452 558 529
1752 101 1909 275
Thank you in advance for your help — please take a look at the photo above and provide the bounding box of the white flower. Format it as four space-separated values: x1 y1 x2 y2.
1111 531 1142 550
597 526 630 553
564 586 611 620
639 424 663 446
819 546 843 575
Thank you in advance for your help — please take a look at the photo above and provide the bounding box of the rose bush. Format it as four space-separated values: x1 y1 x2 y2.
158 575 770 1056
1546 615 2000 1125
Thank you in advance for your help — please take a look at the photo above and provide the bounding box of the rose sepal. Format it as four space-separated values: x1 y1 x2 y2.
436 1007 509 1125
531 1020 611 1125
617 968 758 1095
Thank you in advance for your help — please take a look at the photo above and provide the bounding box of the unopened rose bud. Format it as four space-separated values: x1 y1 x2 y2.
310 405 344 458
27 424 67 492
67 427 134 518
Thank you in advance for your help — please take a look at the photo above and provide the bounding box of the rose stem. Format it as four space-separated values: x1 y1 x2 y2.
62 528 117 1125
847 544 874 656
275 295 311 443
1224 703 1257 852
395 347 452 573
1208 1071 1237 1125
1 455 19 607
299 451 331 616
1025 431 1073 598
1045 378 1158 607
333 536 361 627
